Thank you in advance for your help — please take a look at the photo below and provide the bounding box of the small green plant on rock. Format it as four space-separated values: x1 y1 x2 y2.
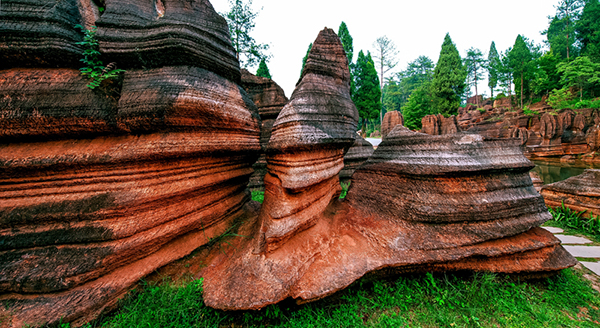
522 106 539 116
75 24 124 89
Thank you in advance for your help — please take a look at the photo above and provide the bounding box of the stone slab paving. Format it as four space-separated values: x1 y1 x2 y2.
542 227 564 234
563 246 600 259
555 234 593 245
581 262 600 276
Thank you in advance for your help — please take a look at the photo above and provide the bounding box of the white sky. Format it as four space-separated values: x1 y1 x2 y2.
210 0 558 98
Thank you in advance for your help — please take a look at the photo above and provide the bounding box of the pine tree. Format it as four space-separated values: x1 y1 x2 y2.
338 22 355 96
402 84 431 130
488 42 501 99
338 22 354 64
372 36 398 122
508 35 534 108
464 47 486 106
224 0 270 69
256 58 271 79
576 0 600 62
353 50 381 134
300 43 312 76
430 33 467 116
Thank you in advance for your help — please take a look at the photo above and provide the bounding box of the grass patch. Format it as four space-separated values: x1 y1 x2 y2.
548 202 600 242
340 181 351 199
250 190 264 203
79 269 600 328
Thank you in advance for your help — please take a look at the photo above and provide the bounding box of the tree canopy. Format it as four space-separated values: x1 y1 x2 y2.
430 33 467 116
338 22 354 65
256 58 271 79
224 0 270 69
353 50 381 133
576 0 600 62
508 35 534 108
464 47 486 104
487 42 501 99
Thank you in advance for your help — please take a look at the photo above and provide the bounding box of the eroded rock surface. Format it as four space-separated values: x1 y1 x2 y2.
201 31 575 312
340 135 374 180
0 0 260 326
541 169 600 216
240 69 289 190
421 114 460 135
381 110 404 139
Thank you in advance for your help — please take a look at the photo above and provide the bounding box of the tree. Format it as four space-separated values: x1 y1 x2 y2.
353 50 381 135
430 33 467 116
338 22 354 65
382 80 403 114
256 58 271 79
547 0 584 60
487 42 501 99
508 35 534 108
557 55 600 100
338 22 355 96
532 51 562 97
224 0 270 69
402 84 432 130
372 36 398 122
300 43 312 75
498 49 514 104
576 0 600 62
464 47 486 105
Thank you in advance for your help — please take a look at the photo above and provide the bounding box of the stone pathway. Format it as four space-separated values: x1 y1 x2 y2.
542 227 600 276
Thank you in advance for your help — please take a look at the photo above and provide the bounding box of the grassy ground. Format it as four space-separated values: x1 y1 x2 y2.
80 268 599 328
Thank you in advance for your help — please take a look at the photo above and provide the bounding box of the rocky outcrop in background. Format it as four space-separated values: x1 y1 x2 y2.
381 110 404 139
0 0 260 326
541 169 600 216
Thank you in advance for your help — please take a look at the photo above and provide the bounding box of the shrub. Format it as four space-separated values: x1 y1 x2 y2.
547 87 574 109
75 24 125 89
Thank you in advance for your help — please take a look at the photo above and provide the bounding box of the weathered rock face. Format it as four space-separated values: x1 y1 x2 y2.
0 0 99 69
240 69 289 190
203 122 575 311
0 1 260 326
257 27 357 253
541 169 600 216
421 114 460 135
381 110 404 139
340 135 374 180
459 107 600 158
96 0 240 82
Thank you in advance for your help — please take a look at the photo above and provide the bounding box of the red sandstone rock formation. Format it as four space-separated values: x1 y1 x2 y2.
421 114 460 135
201 30 575 311
0 0 260 326
240 70 289 190
381 110 404 139
0 0 99 69
203 123 575 311
340 135 374 180
256 27 357 253
96 0 240 82
530 171 544 192
541 169 600 216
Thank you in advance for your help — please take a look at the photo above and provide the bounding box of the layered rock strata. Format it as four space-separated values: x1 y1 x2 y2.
0 0 99 69
240 69 289 190
201 31 575 311
340 135 374 180
541 169 600 216
381 110 404 139
0 0 260 326
95 0 240 82
421 114 460 136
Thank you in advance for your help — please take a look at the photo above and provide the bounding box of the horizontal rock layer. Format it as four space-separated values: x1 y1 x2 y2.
96 0 240 82
541 169 600 216
340 135 374 180
0 0 99 69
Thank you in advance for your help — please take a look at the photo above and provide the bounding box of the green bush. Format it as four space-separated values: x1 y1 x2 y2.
549 202 600 238
75 25 125 89
547 87 574 109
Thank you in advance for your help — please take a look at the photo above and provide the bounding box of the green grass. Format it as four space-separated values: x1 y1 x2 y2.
78 269 600 328
548 202 600 242
340 181 350 199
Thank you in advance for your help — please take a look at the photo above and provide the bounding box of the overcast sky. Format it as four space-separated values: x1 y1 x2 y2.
210 0 558 98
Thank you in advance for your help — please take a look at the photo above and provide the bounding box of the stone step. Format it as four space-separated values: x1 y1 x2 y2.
555 234 593 245
542 227 564 234
563 246 600 259
581 261 600 276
